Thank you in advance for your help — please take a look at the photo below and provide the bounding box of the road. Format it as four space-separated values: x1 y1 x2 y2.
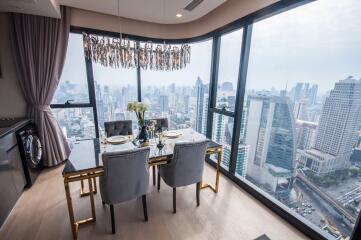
296 171 357 224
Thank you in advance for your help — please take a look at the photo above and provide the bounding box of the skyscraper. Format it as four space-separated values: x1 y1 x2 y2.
95 82 105 130
293 100 309 121
159 95 169 112
295 120 318 150
290 82 318 106
307 84 318 105
299 77 361 174
235 145 249 177
245 94 296 198
195 77 208 134
291 82 304 103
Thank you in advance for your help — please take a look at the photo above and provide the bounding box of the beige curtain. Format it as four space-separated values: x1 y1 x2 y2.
9 7 71 167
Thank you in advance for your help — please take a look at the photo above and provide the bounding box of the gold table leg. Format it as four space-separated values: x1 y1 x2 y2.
64 181 77 239
80 176 97 197
64 174 98 240
201 149 222 193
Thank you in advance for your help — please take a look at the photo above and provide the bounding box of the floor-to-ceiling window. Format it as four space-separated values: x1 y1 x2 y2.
141 40 212 132
52 33 96 140
92 64 138 136
236 0 361 238
209 29 243 170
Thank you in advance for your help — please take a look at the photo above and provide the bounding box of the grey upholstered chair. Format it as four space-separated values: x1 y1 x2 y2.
152 118 168 131
157 139 210 213
104 120 133 137
100 147 150 234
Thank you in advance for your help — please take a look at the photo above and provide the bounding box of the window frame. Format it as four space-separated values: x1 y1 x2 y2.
50 35 100 138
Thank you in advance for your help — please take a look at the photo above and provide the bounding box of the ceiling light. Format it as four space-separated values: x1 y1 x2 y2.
176 13 182 18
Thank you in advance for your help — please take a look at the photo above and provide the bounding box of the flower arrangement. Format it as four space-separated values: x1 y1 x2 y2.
127 102 149 127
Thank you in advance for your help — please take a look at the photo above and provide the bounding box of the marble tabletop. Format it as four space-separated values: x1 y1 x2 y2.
62 128 221 176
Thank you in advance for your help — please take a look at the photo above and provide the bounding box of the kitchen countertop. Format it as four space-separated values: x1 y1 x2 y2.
0 118 32 138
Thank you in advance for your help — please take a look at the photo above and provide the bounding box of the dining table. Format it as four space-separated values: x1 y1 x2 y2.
62 128 222 240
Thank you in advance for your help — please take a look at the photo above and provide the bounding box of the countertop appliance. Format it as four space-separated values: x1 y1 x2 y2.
16 123 43 187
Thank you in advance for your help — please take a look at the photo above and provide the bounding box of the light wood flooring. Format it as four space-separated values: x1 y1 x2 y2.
0 163 309 240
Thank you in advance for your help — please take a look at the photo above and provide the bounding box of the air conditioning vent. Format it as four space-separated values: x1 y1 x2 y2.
184 0 204 11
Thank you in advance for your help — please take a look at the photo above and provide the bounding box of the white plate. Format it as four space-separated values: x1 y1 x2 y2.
163 131 181 138
106 136 128 144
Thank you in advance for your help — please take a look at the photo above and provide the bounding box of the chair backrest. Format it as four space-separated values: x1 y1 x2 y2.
150 118 168 131
99 147 150 204
104 120 132 137
163 140 209 187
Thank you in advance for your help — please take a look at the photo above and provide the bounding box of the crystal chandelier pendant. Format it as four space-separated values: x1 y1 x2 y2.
82 32 191 71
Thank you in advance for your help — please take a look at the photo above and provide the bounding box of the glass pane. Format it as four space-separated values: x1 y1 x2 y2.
52 33 90 104
237 0 361 238
216 29 243 112
52 108 95 140
141 39 212 133
92 63 138 135
211 113 233 170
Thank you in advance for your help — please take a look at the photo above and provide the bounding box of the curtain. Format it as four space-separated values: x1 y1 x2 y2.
9 7 71 167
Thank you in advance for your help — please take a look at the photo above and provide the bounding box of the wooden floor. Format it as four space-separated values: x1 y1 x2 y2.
0 163 309 240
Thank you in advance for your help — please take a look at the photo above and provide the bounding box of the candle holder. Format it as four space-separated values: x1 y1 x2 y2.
156 130 164 150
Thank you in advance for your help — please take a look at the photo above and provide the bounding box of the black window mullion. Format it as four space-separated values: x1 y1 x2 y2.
206 36 221 139
85 55 100 138
137 42 142 102
209 107 235 118
229 23 253 174
50 103 92 108
137 65 142 102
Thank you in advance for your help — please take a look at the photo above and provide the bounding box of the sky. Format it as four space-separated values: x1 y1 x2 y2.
59 0 361 96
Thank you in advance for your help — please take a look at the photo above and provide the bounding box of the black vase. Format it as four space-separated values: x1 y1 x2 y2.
137 125 149 142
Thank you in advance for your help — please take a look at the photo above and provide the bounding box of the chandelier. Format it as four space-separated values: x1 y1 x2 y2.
82 33 191 71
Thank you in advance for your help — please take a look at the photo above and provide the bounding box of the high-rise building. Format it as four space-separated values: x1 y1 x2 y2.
235 145 249 177
195 77 208 134
213 113 226 144
293 100 309 121
291 82 304 103
195 77 206 133
245 94 296 198
290 83 318 106
299 77 361 174
95 82 105 130
307 84 318 105
201 95 209 135
295 120 318 150
159 95 169 112
184 95 190 114
221 144 249 176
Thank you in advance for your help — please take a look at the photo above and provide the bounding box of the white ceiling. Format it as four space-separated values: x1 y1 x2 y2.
0 0 61 18
0 0 227 24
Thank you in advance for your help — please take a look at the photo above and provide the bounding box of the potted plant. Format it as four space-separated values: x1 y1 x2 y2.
127 102 149 145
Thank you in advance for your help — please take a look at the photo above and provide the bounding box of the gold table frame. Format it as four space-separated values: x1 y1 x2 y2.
63 146 222 240
201 146 222 193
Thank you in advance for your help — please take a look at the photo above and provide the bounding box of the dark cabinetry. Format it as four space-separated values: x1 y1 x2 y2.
0 131 26 227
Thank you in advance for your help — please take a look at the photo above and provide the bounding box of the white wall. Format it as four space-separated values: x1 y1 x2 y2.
0 13 27 118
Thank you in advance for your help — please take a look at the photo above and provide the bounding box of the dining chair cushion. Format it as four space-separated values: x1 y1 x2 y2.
159 139 209 188
100 147 150 204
